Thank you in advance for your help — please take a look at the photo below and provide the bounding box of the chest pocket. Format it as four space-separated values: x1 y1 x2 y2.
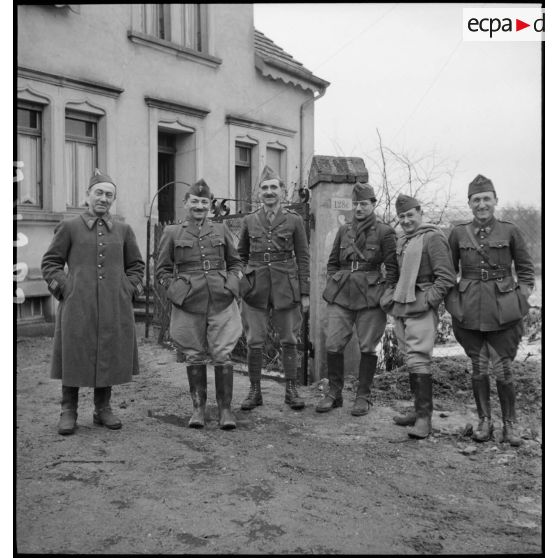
174 238 195 262
210 235 225 258
457 240 479 266
274 230 293 251
365 240 381 263
487 239 511 266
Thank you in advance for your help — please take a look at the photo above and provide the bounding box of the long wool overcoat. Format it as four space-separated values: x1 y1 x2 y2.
41 213 145 387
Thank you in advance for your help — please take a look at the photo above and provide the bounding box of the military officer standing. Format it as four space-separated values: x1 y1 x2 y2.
156 179 243 430
445 175 534 446
237 166 310 411
318 183 398 416
381 194 455 438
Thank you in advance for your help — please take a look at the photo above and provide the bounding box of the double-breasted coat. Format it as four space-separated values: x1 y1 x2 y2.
322 217 398 310
237 207 310 310
156 219 243 314
41 213 145 387
445 217 534 331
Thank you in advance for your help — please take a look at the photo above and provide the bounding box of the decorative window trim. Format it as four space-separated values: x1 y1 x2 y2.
145 96 209 119
266 140 287 151
18 66 123 98
127 30 222 68
225 115 296 138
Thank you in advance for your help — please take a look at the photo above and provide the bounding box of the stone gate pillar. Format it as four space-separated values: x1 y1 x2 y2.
307 156 369 383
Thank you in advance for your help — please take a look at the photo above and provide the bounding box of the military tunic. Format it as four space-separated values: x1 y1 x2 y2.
237 206 310 347
323 216 398 353
156 218 243 363
41 213 145 387
446 217 534 365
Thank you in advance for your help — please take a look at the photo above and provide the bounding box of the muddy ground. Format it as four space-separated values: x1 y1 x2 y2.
16 329 542 555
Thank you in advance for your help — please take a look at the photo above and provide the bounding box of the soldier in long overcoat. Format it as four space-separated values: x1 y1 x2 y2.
237 166 310 411
381 194 455 438
445 175 534 446
156 179 243 430
319 182 398 416
41 170 145 435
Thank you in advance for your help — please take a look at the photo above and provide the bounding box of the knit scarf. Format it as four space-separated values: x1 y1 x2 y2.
352 213 377 255
393 224 440 304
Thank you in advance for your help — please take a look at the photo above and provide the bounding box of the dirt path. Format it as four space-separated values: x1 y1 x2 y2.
16 333 542 554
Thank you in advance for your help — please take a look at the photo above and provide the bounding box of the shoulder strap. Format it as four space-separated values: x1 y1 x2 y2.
465 224 498 269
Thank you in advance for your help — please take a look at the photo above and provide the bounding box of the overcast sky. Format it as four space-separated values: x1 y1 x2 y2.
254 3 542 208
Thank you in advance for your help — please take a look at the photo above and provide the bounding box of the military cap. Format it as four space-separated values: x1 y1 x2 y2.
259 165 283 187
88 168 115 189
352 182 376 202
395 194 420 215
185 178 212 200
468 174 496 198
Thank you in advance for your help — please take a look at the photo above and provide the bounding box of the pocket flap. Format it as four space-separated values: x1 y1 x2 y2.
488 239 510 249
458 278 473 293
175 239 194 248
458 241 476 250
210 236 225 247
495 277 516 293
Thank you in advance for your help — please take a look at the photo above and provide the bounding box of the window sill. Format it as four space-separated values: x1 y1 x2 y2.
127 31 222 68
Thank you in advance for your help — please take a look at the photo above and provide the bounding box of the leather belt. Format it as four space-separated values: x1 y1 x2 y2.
177 260 225 272
461 268 512 281
249 251 293 263
416 274 435 283
340 262 380 272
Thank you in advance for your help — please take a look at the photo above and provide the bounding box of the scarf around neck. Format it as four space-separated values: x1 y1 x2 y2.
352 213 377 255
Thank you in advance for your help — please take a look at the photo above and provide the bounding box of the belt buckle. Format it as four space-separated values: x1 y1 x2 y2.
203 259 211 271
263 252 271 263
480 269 488 281
351 260 359 272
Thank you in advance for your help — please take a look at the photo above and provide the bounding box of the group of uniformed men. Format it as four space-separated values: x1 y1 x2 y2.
43 167 535 446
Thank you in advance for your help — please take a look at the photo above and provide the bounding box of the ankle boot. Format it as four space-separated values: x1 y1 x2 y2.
497 380 522 446
241 347 263 410
351 353 377 416
187 364 207 428
472 375 493 442
58 385 79 435
93 386 122 429
408 373 433 439
283 344 305 410
316 352 344 412
215 364 236 430
393 372 417 426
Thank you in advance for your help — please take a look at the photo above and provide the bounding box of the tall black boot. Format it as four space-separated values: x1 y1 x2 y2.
393 371 417 426
351 353 377 416
215 364 236 430
282 343 305 410
316 352 344 413
497 380 521 446
241 347 263 410
93 386 122 430
408 373 433 439
58 385 79 435
187 364 207 428
472 375 493 442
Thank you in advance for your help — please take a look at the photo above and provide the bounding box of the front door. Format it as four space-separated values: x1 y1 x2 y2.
158 133 176 223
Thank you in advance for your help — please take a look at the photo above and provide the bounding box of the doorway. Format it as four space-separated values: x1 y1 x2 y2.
158 132 176 223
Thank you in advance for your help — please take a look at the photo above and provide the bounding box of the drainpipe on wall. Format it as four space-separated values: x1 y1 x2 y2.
299 89 326 193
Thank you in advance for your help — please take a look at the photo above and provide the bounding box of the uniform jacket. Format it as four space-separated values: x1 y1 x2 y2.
382 226 455 318
156 218 243 315
41 213 145 387
322 216 398 311
445 217 534 331
237 206 310 310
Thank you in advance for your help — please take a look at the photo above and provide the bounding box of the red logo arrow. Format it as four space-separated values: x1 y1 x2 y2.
516 19 530 31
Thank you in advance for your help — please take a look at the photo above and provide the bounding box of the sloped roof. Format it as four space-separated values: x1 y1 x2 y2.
254 29 330 94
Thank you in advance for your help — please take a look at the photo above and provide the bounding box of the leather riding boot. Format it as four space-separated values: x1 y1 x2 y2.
93 386 122 429
393 371 417 426
187 364 207 428
408 372 433 439
282 344 305 410
215 364 236 430
316 352 344 413
497 380 522 446
241 347 263 410
58 385 79 435
472 375 493 442
351 353 377 416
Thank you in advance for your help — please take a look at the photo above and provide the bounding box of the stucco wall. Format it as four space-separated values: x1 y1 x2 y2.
16 4 316 313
